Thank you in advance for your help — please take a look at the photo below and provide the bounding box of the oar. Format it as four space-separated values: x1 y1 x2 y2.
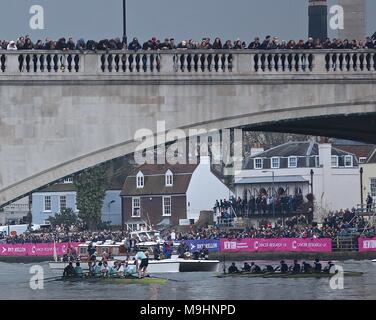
146 275 185 283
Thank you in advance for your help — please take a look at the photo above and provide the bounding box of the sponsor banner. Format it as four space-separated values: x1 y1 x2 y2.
220 238 332 253
0 242 80 257
174 240 220 253
358 237 376 252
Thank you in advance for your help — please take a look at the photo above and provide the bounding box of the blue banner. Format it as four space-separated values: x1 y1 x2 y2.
184 240 220 253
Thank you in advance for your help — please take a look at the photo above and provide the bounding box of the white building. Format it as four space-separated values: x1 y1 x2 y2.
235 141 361 221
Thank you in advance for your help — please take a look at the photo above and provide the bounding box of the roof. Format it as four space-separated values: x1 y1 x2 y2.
332 144 375 160
128 163 198 176
234 176 309 185
243 141 359 170
120 173 193 196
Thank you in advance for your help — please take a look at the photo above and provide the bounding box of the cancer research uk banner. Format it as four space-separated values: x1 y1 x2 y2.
220 238 332 253
0 242 80 257
358 237 376 252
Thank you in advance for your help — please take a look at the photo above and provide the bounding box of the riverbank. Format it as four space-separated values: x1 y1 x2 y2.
210 252 376 261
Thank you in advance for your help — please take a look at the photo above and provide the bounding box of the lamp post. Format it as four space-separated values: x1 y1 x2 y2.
123 0 127 44
360 167 364 210
262 170 275 219
310 169 314 194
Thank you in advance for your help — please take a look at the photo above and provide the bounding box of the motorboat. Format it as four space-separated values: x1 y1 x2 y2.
49 240 219 273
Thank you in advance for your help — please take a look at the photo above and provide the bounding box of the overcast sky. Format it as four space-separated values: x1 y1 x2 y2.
1 0 375 42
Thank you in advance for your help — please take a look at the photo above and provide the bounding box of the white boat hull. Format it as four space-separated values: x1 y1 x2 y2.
372 259 376 263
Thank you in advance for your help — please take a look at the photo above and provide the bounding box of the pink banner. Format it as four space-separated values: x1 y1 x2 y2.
358 237 376 252
220 238 332 253
0 242 80 257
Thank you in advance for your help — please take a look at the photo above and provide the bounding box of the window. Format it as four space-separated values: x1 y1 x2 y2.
60 196 67 211
136 171 144 188
127 223 140 232
254 158 263 169
344 155 353 167
163 196 172 216
288 156 298 168
63 177 73 184
44 196 51 212
132 197 141 217
359 157 367 164
165 170 173 187
331 156 339 168
370 178 376 197
271 157 280 169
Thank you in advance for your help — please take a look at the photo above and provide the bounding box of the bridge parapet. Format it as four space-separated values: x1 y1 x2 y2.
0 50 375 76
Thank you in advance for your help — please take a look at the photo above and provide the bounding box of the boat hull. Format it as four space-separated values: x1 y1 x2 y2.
49 260 180 273
178 260 219 272
215 271 363 279
56 276 167 285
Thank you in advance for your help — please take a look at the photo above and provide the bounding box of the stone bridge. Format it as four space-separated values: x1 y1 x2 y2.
0 49 376 206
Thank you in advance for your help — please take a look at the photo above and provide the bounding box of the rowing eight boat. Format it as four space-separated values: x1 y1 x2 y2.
55 276 168 285
215 271 363 279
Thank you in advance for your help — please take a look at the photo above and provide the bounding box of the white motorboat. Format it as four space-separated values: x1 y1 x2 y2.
372 259 376 263
49 258 219 273
48 259 181 273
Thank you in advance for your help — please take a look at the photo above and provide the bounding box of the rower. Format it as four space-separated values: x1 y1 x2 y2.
302 261 312 273
250 262 261 274
108 261 118 278
228 262 240 274
101 261 109 276
323 261 336 274
63 262 75 277
94 261 103 277
291 260 301 273
242 262 251 273
125 261 137 276
74 262 83 277
264 265 275 273
117 261 125 277
314 259 322 273
135 251 149 279
277 260 289 273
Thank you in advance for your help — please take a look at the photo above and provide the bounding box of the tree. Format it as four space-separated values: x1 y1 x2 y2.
48 208 78 230
74 165 108 230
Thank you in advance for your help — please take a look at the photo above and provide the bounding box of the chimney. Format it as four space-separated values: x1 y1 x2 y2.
318 142 332 169
308 0 328 41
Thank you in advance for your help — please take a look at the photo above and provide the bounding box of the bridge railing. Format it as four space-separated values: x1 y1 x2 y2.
0 50 375 75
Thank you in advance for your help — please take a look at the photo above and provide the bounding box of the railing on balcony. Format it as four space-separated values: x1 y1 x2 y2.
0 50 375 75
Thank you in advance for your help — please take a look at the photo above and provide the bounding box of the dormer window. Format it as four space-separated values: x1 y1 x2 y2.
165 170 173 187
254 158 263 169
331 156 339 168
136 171 144 188
344 155 353 167
288 156 298 168
271 157 280 169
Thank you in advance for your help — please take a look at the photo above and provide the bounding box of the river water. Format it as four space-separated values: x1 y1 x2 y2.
0 260 375 300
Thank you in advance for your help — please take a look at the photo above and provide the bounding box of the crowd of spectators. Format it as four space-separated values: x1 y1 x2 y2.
214 192 314 217
1 207 373 245
1 33 375 52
